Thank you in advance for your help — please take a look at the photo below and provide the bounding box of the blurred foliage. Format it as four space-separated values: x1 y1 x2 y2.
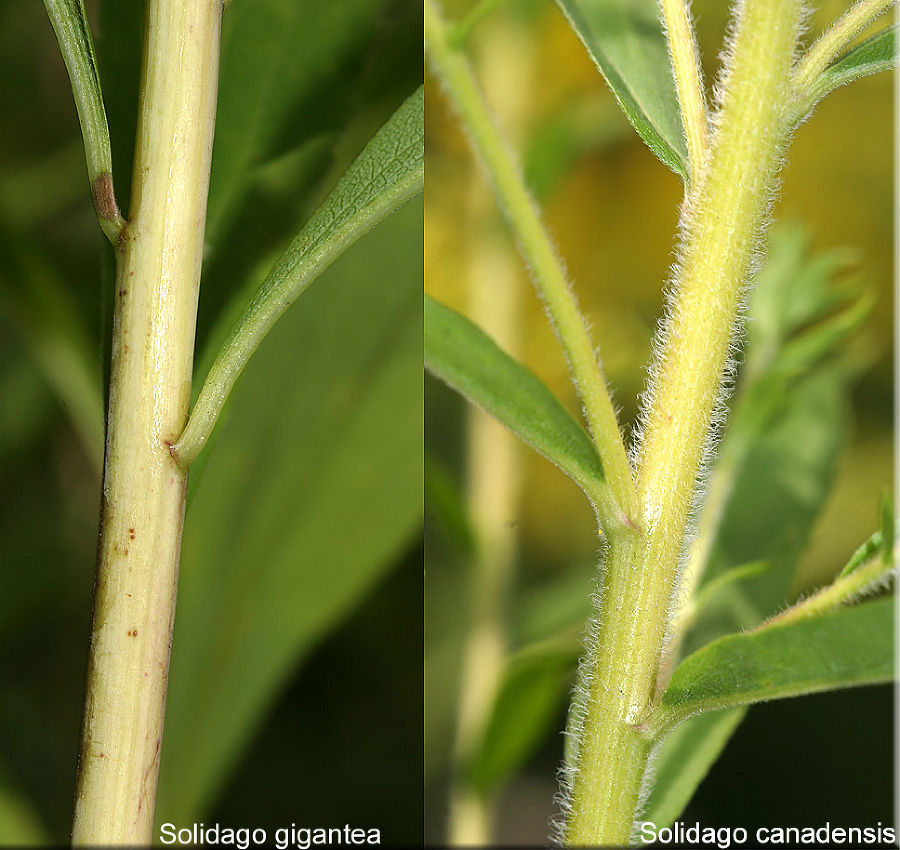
425 0 893 844
0 0 422 844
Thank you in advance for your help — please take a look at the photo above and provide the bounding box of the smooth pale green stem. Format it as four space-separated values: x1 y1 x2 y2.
425 0 635 528
659 0 708 185
563 0 803 844
42 0 125 244
71 0 222 844
171 87 424 469
793 0 896 93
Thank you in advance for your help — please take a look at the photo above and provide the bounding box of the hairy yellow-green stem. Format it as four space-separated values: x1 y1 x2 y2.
71 1 221 843
562 0 803 844
659 0 709 185
763 552 894 628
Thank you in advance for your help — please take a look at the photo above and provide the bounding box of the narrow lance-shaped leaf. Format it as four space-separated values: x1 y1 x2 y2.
172 86 425 467
554 0 689 179
42 0 124 243
790 26 897 126
647 597 894 738
425 295 612 515
467 644 578 796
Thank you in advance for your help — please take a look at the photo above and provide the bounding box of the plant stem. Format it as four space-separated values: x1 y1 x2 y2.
71 1 222 844
42 0 125 244
563 0 803 844
425 0 635 527
763 545 894 628
659 0 708 185
793 0 895 93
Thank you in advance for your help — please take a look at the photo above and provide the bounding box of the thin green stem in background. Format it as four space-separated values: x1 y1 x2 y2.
448 208 522 845
42 0 125 244
171 87 424 469
659 0 708 185
425 0 635 529
562 0 804 843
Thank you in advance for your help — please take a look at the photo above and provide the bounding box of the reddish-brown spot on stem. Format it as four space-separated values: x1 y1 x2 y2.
91 172 120 222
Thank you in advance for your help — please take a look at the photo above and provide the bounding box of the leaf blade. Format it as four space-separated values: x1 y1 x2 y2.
652 597 894 736
554 0 688 178
157 200 423 824
791 26 897 125
174 87 424 467
642 707 746 830
425 295 610 512
468 644 577 796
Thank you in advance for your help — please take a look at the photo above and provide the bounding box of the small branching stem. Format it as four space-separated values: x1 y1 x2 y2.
762 545 894 628
659 0 708 185
449 246 521 843
42 0 125 244
425 0 634 528
793 0 896 93
71 1 222 843
562 0 803 844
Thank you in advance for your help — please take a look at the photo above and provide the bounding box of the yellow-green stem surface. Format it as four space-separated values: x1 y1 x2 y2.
564 0 803 844
660 0 708 184
71 1 221 843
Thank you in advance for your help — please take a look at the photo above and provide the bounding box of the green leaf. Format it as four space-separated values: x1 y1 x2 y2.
523 94 631 200
156 200 423 823
205 0 389 247
425 295 610 513
643 707 746 830
174 87 424 467
42 0 123 241
554 0 688 179
425 451 476 555
0 229 104 470
468 643 578 795
838 530 883 580
651 597 894 737
791 27 897 126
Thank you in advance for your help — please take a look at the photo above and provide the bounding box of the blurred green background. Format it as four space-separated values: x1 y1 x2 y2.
0 0 422 844
426 0 893 844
